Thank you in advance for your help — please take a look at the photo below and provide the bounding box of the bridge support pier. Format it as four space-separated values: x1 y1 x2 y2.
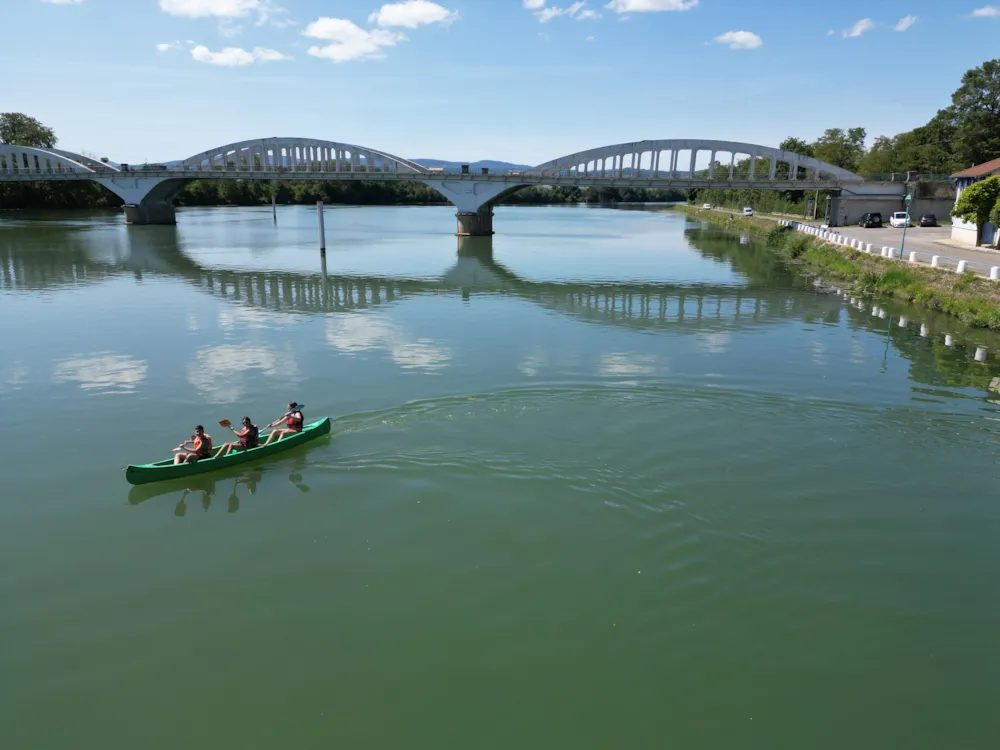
123 200 177 225
828 193 842 227
456 205 494 236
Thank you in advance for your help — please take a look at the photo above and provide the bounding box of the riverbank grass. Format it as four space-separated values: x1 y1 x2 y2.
678 206 1000 331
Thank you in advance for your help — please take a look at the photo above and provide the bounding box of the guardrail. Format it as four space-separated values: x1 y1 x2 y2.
858 173 954 183
780 219 1000 280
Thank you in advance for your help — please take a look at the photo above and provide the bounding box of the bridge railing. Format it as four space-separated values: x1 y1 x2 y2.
181 163 400 174
0 164 85 175
859 172 955 183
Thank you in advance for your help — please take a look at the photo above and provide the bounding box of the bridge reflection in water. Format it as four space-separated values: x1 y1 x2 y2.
2 226 828 335
4 220 1000 393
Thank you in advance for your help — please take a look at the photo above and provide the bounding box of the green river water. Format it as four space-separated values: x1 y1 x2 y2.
1 205 998 748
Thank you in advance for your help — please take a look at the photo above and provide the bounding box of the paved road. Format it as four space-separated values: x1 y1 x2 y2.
702 208 1000 276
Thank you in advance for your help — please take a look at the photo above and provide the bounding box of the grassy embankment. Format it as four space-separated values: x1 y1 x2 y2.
676 205 1000 331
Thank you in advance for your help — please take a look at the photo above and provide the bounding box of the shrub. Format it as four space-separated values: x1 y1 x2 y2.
786 234 810 259
764 226 788 248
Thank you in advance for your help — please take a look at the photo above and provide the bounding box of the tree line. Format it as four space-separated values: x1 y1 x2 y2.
773 56 999 176
690 56 1000 211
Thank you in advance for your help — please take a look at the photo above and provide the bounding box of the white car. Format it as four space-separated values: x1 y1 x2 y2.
702 203 712 209
889 211 910 228
742 207 754 217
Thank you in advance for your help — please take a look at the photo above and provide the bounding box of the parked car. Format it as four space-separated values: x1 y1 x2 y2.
919 213 938 227
742 207 754 217
702 203 712 209
889 211 910 228
859 212 883 228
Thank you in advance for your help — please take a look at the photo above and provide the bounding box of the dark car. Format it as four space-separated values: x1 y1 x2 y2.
859 212 882 228
919 213 937 227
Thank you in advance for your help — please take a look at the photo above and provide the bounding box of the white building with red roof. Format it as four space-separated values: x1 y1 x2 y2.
951 157 1000 247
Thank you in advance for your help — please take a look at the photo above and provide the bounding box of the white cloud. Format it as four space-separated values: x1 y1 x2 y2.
537 2 585 22
826 28 835 36
713 30 762 49
156 42 178 52
604 0 698 12
586 34 596 40
369 0 458 28
218 19 244 37
159 0 277 21
972 5 999 16
41 0 83 4
53 354 148 394
578 8 601 19
893 14 917 31
303 17 403 62
251 46 292 61
325 315 451 372
843 18 875 37
523 0 545 8
190 44 291 65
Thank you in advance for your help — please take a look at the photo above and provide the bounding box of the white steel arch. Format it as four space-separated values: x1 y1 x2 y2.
528 139 862 182
180 137 428 174
0 145 115 175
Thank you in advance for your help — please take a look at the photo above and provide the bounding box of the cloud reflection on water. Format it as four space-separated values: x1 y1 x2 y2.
324 314 452 372
52 353 148 394
1 360 30 393
187 344 300 403
597 352 659 377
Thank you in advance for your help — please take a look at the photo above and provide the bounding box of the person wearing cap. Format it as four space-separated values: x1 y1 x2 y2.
173 425 213 465
262 402 304 446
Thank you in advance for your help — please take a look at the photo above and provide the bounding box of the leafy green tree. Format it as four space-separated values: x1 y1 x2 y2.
952 176 1000 246
0 112 57 148
779 137 814 157
856 136 895 175
811 127 866 171
990 197 1000 240
949 58 1000 169
891 114 959 174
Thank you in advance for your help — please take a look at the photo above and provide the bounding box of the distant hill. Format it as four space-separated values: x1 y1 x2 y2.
413 159 533 173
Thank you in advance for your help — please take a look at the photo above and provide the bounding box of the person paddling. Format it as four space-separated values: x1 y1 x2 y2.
262 402 304 446
214 417 259 458
173 425 213 465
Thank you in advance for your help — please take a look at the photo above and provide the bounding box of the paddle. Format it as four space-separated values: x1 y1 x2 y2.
264 405 305 431
219 419 239 435
173 489 189 517
228 475 241 514
172 435 195 452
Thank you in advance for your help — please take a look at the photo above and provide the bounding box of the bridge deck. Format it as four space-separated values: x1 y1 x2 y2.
0 167 902 193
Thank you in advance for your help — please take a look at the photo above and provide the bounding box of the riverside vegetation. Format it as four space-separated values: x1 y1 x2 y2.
679 206 1000 331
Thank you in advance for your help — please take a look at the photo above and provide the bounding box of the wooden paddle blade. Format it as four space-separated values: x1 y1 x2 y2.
219 419 232 427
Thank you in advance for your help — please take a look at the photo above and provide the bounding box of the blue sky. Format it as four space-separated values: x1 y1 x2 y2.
5 0 1000 165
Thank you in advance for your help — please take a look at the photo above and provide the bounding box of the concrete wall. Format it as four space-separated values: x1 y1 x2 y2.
910 197 955 219
951 218 998 247
837 196 954 226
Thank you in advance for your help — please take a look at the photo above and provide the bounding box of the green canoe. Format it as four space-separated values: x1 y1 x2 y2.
125 418 331 485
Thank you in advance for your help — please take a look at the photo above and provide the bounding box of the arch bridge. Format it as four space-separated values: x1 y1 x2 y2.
0 137 899 233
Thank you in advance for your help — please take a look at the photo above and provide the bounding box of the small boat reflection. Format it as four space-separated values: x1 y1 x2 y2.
128 451 316 514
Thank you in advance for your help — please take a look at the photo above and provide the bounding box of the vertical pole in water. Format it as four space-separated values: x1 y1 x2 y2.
317 201 326 255
272 192 277 223
320 250 328 309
